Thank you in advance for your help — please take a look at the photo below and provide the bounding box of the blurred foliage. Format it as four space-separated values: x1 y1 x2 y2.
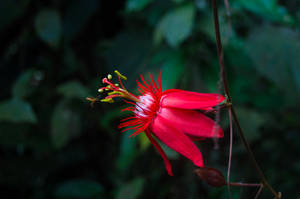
0 0 299 198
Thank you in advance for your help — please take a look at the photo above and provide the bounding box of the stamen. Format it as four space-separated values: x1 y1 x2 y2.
102 77 108 84
88 70 142 106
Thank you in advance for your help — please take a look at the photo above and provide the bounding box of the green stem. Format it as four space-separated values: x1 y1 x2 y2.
211 0 280 198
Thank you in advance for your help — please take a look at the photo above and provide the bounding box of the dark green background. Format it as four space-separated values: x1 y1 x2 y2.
0 0 299 198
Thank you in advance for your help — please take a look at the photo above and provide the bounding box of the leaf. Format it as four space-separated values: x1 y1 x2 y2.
63 48 82 76
138 132 151 151
234 107 265 142
99 107 127 130
55 180 103 199
63 0 99 42
12 69 43 99
235 0 293 24
116 130 138 172
198 12 230 43
151 50 185 90
246 26 300 97
0 98 37 123
126 0 152 12
117 178 144 199
0 0 30 31
159 140 179 160
57 81 90 99
51 101 81 149
155 4 196 47
35 9 62 48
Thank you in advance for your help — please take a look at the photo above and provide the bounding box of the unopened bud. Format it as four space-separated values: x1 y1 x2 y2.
195 167 226 187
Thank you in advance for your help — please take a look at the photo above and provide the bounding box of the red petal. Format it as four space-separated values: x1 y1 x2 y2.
158 107 224 138
161 90 225 110
151 115 204 167
145 129 173 176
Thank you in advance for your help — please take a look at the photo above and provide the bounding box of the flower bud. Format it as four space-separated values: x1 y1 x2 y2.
195 167 226 187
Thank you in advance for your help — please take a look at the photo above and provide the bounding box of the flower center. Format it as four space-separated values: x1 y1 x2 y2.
134 93 156 119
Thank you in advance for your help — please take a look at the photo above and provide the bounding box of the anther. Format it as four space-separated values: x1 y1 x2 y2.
101 98 114 103
98 88 104 93
108 91 119 95
115 83 119 87
114 70 127 80
107 74 112 80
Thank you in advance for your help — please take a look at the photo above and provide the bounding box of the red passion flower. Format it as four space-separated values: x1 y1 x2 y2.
87 70 225 176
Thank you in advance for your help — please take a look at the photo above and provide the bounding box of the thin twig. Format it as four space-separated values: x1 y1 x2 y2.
254 184 264 199
230 107 279 197
211 0 280 198
227 108 233 199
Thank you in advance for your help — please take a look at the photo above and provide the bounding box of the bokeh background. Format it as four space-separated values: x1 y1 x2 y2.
0 0 300 198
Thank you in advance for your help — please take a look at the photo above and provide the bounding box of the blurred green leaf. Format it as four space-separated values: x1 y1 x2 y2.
155 4 196 47
159 140 179 160
234 107 265 142
117 177 144 199
198 12 229 42
35 9 62 48
63 0 99 42
12 69 43 99
246 26 300 97
126 0 152 12
51 101 81 149
55 179 103 199
99 107 127 130
116 130 139 172
57 81 90 99
0 0 30 31
63 48 83 76
138 132 151 151
235 0 293 24
151 50 185 90
0 98 37 123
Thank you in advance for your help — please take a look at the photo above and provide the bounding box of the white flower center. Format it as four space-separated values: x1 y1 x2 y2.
134 93 155 118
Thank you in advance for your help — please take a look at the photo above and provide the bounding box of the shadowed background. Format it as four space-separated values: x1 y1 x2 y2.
0 0 299 198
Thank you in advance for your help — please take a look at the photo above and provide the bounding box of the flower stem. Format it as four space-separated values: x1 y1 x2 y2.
211 0 280 198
